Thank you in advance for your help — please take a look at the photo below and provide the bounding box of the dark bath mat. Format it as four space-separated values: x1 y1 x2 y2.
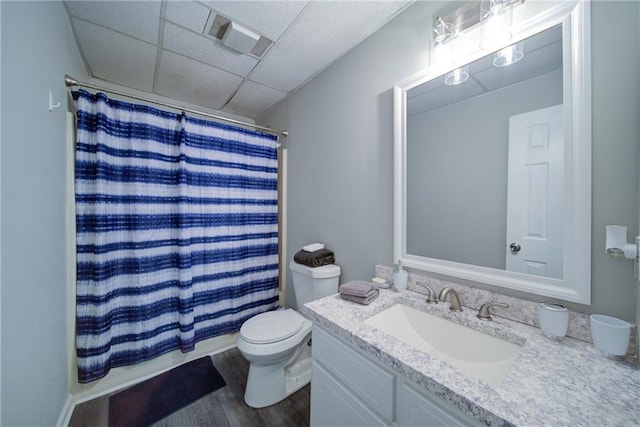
108 356 226 427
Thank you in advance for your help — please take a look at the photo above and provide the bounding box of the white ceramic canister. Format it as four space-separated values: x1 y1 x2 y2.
538 302 569 339
590 314 631 356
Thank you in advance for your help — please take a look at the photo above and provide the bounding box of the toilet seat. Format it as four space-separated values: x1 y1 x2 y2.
240 309 304 344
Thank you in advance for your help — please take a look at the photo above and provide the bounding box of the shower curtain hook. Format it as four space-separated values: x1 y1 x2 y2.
49 90 61 112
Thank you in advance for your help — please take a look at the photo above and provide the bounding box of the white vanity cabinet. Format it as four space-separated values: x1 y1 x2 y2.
310 325 480 426
396 379 478 426
311 361 389 426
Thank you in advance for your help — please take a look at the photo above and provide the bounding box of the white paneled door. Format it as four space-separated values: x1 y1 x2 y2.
506 104 564 279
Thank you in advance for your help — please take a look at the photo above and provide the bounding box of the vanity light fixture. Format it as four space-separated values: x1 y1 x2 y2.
433 16 454 47
431 16 456 66
444 66 469 86
493 42 524 67
480 0 514 50
432 0 525 81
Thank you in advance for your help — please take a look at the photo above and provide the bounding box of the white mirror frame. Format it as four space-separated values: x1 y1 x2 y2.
393 0 591 304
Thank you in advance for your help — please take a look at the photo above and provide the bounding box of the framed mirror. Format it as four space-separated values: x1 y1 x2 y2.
393 0 591 304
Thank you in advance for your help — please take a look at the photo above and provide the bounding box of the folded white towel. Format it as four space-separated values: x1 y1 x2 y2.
303 243 325 252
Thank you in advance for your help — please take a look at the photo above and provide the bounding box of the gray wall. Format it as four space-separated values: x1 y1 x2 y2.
261 1 435 309
590 1 639 318
637 0 640 363
1 1 87 425
260 1 639 319
407 70 562 269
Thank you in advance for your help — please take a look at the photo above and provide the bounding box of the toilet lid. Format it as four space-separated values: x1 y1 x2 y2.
240 309 305 344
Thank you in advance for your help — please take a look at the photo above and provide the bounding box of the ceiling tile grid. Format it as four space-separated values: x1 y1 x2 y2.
224 80 288 119
156 50 244 110
161 22 259 76
248 1 410 93
66 1 162 44
164 1 210 33
65 0 412 119
71 18 158 92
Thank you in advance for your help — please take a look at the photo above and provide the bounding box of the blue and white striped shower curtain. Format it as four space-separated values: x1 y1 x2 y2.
73 89 279 383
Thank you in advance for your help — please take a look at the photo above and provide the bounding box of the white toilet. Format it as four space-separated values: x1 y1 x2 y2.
236 260 341 408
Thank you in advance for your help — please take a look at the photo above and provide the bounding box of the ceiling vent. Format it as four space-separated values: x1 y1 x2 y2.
222 22 259 55
206 13 273 58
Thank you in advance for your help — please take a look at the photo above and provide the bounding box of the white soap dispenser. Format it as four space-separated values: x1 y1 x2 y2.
392 261 407 292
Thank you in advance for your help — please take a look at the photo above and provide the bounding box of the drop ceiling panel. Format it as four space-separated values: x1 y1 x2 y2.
250 1 409 92
468 53 496 75
408 79 486 117
72 19 157 92
65 0 413 119
65 0 161 44
525 24 562 51
408 75 446 99
202 1 308 40
156 50 244 110
163 1 211 33
162 22 258 76
224 81 287 119
473 43 562 91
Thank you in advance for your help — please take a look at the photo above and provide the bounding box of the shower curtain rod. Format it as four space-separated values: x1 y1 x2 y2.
64 74 288 138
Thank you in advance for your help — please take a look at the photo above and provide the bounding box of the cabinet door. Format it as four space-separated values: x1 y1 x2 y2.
397 380 477 427
311 361 388 427
313 326 395 420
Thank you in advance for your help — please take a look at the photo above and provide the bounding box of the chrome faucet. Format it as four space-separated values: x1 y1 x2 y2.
476 302 509 321
415 282 438 304
438 288 462 312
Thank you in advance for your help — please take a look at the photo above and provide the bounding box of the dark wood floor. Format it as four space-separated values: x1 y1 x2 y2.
69 348 310 427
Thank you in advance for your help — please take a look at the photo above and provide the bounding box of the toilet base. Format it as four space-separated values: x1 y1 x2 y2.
244 335 312 408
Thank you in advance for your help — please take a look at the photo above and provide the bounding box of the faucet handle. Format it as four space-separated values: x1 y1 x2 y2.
476 302 509 321
416 282 438 304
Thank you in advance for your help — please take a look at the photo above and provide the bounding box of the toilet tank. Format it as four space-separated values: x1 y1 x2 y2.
289 261 341 307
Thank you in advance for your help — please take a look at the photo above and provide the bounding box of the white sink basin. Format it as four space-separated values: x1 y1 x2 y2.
364 304 522 386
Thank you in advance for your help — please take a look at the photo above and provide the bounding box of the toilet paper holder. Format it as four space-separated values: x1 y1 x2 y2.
605 225 640 278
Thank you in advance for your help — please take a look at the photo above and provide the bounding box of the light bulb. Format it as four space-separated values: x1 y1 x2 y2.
444 66 469 86
480 0 513 50
493 42 524 67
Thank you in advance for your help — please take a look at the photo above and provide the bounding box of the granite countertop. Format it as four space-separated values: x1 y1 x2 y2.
302 288 640 426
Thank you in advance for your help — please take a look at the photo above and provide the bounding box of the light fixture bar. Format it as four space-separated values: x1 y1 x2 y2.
433 16 454 46
433 0 523 39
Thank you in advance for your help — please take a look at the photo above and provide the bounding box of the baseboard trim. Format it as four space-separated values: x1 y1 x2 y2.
56 394 75 427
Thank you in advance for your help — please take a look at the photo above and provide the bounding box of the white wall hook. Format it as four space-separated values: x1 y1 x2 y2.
49 90 61 111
